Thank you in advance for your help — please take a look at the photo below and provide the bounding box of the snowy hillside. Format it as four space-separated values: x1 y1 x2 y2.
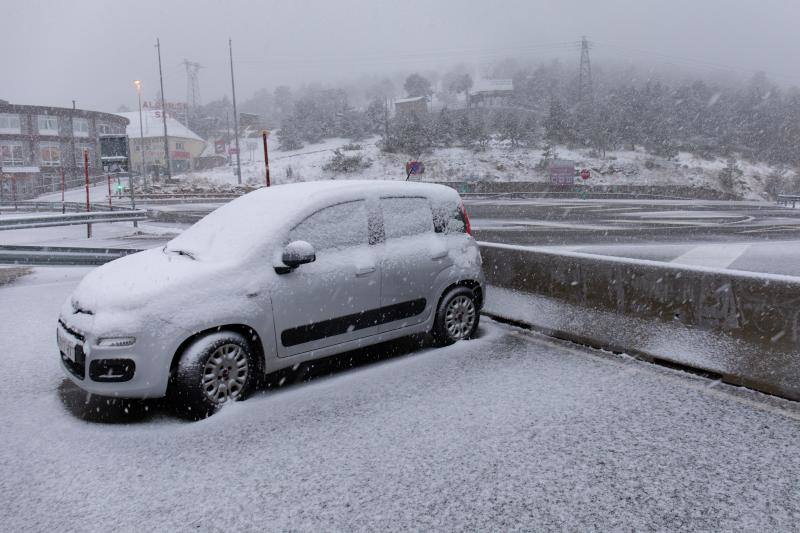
161 136 790 201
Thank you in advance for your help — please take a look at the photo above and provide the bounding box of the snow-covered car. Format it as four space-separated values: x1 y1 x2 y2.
56 180 484 417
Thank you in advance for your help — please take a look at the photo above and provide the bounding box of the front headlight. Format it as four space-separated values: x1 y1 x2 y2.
96 336 136 347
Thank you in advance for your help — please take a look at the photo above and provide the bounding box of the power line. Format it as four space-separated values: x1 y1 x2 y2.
592 40 800 85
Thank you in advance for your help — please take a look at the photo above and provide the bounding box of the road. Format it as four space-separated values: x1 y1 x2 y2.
468 197 800 276
1 268 799 531
0 219 183 249
5 194 800 276
468 197 800 244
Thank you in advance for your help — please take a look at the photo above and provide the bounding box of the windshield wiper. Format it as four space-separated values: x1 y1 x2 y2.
163 245 197 260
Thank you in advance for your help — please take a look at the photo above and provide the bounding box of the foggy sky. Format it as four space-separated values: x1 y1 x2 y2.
3 0 800 113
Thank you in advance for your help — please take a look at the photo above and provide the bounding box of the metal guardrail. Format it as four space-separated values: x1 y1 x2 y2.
777 194 800 207
0 210 148 230
136 192 242 200
459 191 692 201
0 201 137 212
0 245 144 266
136 197 237 205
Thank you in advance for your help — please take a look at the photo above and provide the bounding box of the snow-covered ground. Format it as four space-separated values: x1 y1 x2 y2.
1 268 799 531
31 136 787 206
155 136 788 201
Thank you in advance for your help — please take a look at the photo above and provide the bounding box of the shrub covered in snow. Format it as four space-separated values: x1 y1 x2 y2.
322 149 372 173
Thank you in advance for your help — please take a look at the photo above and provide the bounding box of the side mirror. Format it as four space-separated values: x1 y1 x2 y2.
275 240 316 274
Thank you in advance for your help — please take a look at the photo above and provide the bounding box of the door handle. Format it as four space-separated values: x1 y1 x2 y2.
431 250 448 260
356 266 376 277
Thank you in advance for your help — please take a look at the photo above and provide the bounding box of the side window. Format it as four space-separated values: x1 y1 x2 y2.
381 197 434 239
289 200 368 251
432 201 467 234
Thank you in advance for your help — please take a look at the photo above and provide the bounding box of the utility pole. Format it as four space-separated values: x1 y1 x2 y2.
262 130 270 187
229 38 242 184
70 100 77 183
226 111 231 165
578 35 593 105
84 149 91 238
156 38 171 178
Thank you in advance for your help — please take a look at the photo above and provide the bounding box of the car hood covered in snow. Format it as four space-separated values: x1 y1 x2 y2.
67 247 236 314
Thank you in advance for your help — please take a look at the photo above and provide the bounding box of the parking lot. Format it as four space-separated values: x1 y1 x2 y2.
2 267 799 531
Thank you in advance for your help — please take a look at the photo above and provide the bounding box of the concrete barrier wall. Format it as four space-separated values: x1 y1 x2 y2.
433 181 737 200
480 242 800 401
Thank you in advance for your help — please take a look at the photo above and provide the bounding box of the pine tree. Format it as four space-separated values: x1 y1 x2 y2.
536 143 559 171
543 98 572 145
277 119 303 150
718 156 743 192
404 74 433 98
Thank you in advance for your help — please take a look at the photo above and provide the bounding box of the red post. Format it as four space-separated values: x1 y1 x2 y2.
107 174 112 209
84 149 92 238
60 167 66 214
262 130 270 187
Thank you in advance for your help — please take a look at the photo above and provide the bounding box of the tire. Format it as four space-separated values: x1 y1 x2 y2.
432 286 480 346
172 331 255 419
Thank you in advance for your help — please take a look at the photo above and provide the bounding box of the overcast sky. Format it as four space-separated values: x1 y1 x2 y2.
3 0 800 112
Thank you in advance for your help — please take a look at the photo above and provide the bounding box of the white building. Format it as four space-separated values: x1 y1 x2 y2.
119 110 206 174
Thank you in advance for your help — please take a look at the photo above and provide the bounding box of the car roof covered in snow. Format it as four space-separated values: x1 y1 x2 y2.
166 180 461 262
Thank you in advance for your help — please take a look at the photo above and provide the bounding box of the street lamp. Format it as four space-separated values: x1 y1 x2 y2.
131 79 145 228
134 80 146 187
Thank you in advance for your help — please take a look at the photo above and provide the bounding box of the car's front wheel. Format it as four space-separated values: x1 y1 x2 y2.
172 331 254 419
432 286 480 345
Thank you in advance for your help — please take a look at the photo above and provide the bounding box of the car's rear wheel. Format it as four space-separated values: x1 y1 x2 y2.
432 286 479 345
173 331 254 419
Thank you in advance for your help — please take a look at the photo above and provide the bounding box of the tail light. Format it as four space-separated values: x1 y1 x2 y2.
460 202 472 235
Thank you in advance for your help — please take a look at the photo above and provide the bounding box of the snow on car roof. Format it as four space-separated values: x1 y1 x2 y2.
167 180 460 262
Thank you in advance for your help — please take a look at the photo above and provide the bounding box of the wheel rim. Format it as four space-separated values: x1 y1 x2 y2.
444 295 476 340
202 343 249 404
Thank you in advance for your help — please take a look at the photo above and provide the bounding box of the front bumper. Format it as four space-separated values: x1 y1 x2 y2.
57 318 173 398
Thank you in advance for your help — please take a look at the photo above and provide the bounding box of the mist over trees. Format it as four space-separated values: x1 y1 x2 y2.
195 59 800 177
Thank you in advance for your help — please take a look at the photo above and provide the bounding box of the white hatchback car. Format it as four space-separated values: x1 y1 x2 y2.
57 181 484 417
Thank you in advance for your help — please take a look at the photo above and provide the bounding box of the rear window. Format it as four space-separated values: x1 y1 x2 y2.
381 197 434 239
432 202 467 234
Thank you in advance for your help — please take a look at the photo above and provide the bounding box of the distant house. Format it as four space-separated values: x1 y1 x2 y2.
394 96 428 116
118 110 206 175
468 79 514 108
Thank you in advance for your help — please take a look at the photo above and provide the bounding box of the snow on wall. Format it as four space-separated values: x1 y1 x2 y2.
479 242 800 400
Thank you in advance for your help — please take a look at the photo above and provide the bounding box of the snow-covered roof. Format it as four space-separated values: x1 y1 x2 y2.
395 96 427 104
117 111 205 142
469 79 514 95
